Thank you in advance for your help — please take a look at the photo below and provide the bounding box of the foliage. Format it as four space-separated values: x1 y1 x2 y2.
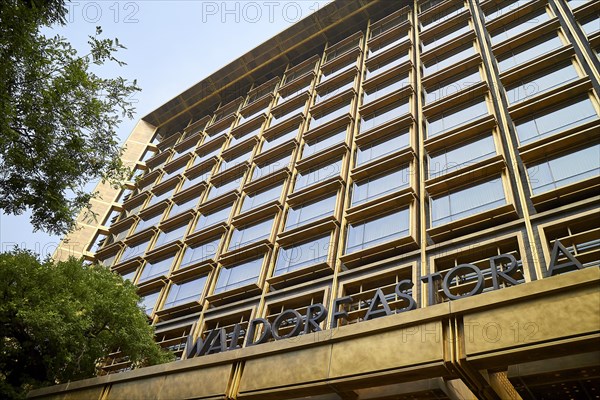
0 250 173 399
0 0 140 235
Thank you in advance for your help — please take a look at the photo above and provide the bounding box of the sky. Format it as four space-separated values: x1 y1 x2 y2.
0 0 331 258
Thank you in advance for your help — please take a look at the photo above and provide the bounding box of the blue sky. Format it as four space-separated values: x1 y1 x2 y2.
0 0 331 258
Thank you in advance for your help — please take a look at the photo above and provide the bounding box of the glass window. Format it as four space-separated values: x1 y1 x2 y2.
370 13 408 39
422 22 471 53
163 276 208 309
213 257 263 294
360 99 410 134
295 158 342 191
228 217 274 250
206 178 242 201
356 130 410 166
505 61 579 104
261 128 298 153
320 61 356 84
515 96 598 144
424 69 481 104
120 269 137 282
270 102 306 126
119 240 150 263
527 144 600 195
366 51 410 79
368 32 407 58
363 74 410 105
423 42 476 76
421 2 465 30
566 0 592 10
420 0 445 13
496 34 563 72
98 252 118 268
161 163 188 183
241 182 284 213
168 196 200 219
180 237 221 268
146 188 174 208
139 291 161 316
153 223 189 249
346 208 410 254
218 150 251 173
193 146 221 167
303 129 346 159
580 13 600 36
194 203 232 232
352 166 410 207
229 127 260 149
274 235 331 276
309 102 351 131
490 8 550 45
316 78 355 104
431 177 506 227
179 170 211 192
285 194 337 231
139 255 174 283
484 0 522 22
427 99 488 137
252 152 291 181
428 135 496 178
238 107 266 126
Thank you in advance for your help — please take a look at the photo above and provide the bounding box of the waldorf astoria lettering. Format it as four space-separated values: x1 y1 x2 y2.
185 240 586 359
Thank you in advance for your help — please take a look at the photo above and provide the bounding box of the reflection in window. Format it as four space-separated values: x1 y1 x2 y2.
252 152 291 181
423 42 476 76
490 8 550 45
422 23 471 53
431 178 506 227
119 240 150 263
228 218 274 250
352 167 410 206
504 61 579 104
261 128 298 153
139 291 161 316
285 194 336 231
428 135 496 178
295 158 342 191
206 178 242 201
368 33 407 58
515 96 598 145
194 204 232 232
274 235 331 276
168 196 200 219
310 102 351 131
270 102 306 126
316 79 355 104
153 223 189 249
497 34 562 72
180 237 221 268
356 130 410 166
528 144 600 195
360 99 410 133
139 255 174 283
427 99 488 138
346 208 410 254
303 129 346 159
363 74 410 105
213 257 263 294
193 146 221 167
366 52 410 80
241 183 283 213
163 276 208 309
179 170 210 192
424 69 480 104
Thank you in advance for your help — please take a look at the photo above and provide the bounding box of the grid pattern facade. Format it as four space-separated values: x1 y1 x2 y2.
84 0 599 386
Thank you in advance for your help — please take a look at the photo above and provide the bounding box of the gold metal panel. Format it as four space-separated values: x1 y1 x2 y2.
328 322 444 378
107 376 166 400
463 284 600 356
157 365 231 399
239 345 331 393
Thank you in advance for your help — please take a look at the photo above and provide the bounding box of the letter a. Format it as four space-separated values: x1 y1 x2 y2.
547 240 584 277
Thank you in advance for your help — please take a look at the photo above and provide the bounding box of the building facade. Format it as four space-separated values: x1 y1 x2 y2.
35 0 600 399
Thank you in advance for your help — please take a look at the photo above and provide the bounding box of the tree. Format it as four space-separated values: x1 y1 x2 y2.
0 250 173 399
0 0 140 235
